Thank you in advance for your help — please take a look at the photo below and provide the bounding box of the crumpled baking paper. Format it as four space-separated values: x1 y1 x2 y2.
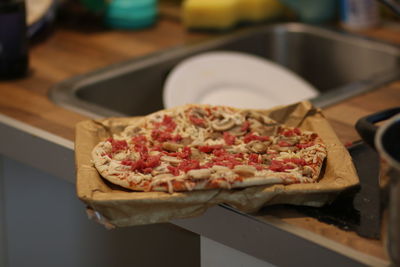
75 101 359 227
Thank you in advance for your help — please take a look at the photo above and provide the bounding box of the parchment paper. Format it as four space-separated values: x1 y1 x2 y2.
75 101 359 227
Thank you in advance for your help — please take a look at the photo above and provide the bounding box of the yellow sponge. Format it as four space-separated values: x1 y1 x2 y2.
238 0 284 22
183 0 239 29
182 0 284 30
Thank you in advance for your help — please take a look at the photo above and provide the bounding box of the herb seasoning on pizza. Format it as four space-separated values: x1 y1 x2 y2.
92 105 327 193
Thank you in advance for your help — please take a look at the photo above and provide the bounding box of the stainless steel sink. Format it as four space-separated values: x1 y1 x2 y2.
50 23 400 118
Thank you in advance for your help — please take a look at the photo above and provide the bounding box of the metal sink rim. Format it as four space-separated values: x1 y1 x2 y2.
49 23 400 118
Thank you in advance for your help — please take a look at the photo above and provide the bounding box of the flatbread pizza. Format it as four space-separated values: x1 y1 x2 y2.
92 104 327 193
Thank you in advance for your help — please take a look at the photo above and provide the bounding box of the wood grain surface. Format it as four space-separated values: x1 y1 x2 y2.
1 13 399 263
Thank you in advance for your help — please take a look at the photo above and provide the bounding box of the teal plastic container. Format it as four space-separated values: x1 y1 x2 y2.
280 0 336 24
105 0 158 29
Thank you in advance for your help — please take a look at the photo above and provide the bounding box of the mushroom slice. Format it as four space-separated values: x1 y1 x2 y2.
233 165 256 177
148 150 160 156
228 125 246 136
249 119 278 136
249 118 263 129
241 111 275 124
121 126 143 137
246 141 269 154
162 142 183 152
206 131 223 140
211 116 235 131
188 108 209 127
280 136 299 146
187 169 211 180
241 110 262 121
212 165 231 172
191 148 204 160
161 156 181 166
191 107 208 117
181 137 193 146
260 125 278 136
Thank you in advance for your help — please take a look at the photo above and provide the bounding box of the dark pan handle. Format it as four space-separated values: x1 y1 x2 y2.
355 107 400 148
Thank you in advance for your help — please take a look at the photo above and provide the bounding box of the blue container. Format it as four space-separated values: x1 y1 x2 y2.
105 0 158 29
340 0 380 30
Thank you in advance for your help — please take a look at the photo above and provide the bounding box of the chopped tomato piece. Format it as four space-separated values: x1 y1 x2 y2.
146 155 162 168
269 160 284 172
198 145 224 153
163 115 177 132
241 121 250 132
178 159 201 172
122 154 161 173
234 152 244 159
278 141 292 147
166 147 191 159
212 152 242 169
213 148 226 157
189 115 205 126
151 144 163 151
282 129 295 137
178 146 191 159
172 134 182 142
296 142 314 149
102 152 112 158
223 132 236 145
162 115 174 125
151 130 182 143
294 128 302 135
255 165 263 171
172 180 186 191
268 160 295 172
152 115 177 132
249 153 261 164
107 138 128 153
143 168 153 174
283 158 307 166
234 176 244 182
168 166 180 176
121 159 134 166
131 135 147 144
134 143 148 159
243 133 270 143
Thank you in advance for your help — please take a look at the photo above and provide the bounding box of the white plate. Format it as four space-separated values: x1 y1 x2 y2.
27 0 53 26
163 51 318 109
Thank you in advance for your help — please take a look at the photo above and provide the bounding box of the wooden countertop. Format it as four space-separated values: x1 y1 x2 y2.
1 15 399 264
1 19 398 142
